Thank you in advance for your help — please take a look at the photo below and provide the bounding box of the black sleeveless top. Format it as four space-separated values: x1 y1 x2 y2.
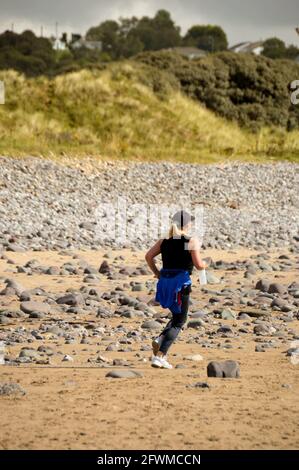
161 236 194 274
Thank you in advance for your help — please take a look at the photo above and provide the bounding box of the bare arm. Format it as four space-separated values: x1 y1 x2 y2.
188 237 208 271
145 239 163 278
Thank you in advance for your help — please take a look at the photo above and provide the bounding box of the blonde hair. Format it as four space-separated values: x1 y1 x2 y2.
168 222 189 239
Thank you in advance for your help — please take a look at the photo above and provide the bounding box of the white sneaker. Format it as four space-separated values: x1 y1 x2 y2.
159 356 173 369
152 335 164 356
151 355 173 369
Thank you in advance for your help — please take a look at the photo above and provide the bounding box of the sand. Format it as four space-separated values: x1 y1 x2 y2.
0 248 299 450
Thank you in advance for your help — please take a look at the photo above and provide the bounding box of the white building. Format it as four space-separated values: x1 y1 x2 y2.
72 38 102 51
52 38 67 51
229 41 264 55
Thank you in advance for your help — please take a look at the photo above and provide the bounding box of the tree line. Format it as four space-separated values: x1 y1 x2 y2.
86 10 228 57
0 9 298 76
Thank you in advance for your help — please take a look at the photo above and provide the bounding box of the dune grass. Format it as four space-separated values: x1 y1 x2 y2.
0 63 298 163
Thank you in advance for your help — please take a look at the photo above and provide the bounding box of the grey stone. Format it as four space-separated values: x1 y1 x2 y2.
37 345 55 356
255 280 271 293
99 261 111 274
106 342 119 352
268 283 287 295
253 324 273 336
240 310 270 318
19 348 40 359
56 293 84 306
207 360 240 378
0 383 26 396
220 309 236 320
62 354 74 362
105 370 143 379
184 354 204 362
29 312 45 319
187 319 205 329
20 301 52 315
190 382 210 389
217 325 233 334
141 320 161 331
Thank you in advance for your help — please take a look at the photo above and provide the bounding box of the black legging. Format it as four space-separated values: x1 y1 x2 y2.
158 285 191 355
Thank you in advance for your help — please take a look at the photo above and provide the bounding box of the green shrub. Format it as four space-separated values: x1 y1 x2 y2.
136 51 299 130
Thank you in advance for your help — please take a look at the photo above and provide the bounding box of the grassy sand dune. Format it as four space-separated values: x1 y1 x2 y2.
0 63 299 162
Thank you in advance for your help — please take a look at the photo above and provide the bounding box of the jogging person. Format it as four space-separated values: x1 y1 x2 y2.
145 210 208 369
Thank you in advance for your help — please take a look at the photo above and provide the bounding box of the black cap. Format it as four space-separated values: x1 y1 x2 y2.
172 210 195 229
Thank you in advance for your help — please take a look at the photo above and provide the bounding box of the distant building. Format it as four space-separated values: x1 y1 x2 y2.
71 33 82 44
229 41 264 55
71 38 102 51
167 46 207 60
51 37 67 51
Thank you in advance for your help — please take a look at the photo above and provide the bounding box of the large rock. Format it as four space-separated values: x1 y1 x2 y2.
56 293 84 306
20 301 53 315
220 309 236 320
255 280 271 293
6 243 25 252
253 323 275 336
19 348 40 359
106 370 143 379
141 320 161 331
187 319 205 329
239 309 270 318
1 279 25 296
0 383 26 396
268 283 287 295
217 325 233 334
207 360 240 378
99 260 111 274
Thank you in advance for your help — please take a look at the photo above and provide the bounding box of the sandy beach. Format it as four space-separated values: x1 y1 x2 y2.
1 247 298 450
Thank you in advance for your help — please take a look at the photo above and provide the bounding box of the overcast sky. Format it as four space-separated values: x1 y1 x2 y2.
0 0 298 46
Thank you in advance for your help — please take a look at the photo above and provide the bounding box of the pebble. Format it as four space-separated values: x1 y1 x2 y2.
0 383 26 396
187 319 205 329
19 348 40 359
188 382 210 389
184 354 204 362
62 354 74 362
141 320 161 330
220 309 236 320
0 158 298 250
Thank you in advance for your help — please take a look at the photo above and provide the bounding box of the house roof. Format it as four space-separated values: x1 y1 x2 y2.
230 41 264 53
